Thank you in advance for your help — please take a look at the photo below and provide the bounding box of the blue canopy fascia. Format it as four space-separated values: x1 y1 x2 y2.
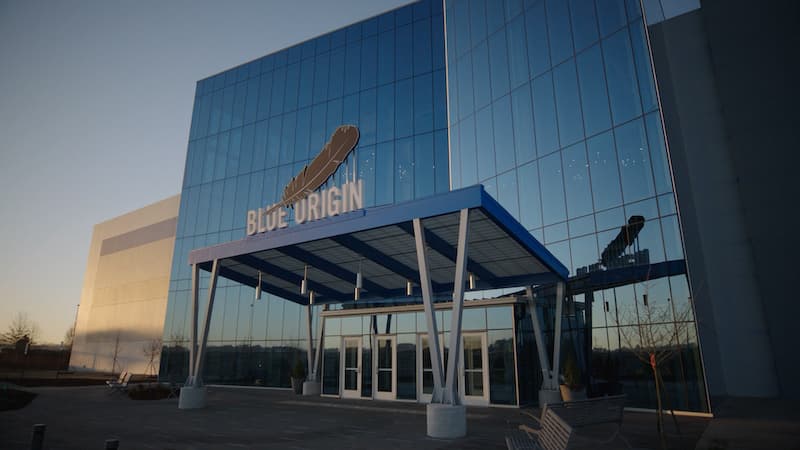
188 185 569 304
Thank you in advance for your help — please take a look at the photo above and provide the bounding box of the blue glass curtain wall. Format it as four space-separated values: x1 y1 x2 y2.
160 0 449 388
444 0 707 412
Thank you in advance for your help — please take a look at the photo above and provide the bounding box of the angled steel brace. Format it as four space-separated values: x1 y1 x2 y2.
444 209 470 405
192 259 220 387
413 217 445 403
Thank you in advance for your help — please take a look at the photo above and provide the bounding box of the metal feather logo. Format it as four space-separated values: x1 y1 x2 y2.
266 125 360 215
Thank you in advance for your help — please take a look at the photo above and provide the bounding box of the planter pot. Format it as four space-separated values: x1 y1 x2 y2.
290 377 305 394
559 384 587 402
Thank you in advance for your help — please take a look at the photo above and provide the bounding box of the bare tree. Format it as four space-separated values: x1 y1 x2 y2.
614 280 694 449
63 326 76 347
143 338 162 377
110 333 122 375
1 312 41 345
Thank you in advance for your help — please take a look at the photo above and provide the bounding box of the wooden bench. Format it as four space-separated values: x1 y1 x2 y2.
521 395 630 448
506 407 573 450
106 372 132 395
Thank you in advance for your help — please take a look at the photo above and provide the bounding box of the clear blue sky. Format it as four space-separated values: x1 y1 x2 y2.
0 0 411 343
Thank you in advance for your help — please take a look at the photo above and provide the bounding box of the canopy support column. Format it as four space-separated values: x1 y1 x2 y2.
180 259 219 409
444 208 470 405
305 304 314 379
416 214 469 439
187 263 199 386
551 281 565 391
526 281 567 407
413 218 445 403
312 310 325 379
192 259 220 387
526 287 553 387
302 303 322 395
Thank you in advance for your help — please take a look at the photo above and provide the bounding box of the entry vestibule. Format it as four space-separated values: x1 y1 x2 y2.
323 301 514 406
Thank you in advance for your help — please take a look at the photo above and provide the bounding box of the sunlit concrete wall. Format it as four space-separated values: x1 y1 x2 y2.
70 195 179 375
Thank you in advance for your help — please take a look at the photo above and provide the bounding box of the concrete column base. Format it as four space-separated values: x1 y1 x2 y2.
426 403 467 438
178 386 207 409
302 381 321 396
538 388 562 408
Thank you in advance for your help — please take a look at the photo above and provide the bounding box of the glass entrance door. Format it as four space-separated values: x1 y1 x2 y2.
417 334 447 403
341 337 361 398
374 336 396 400
460 333 489 405
418 334 435 402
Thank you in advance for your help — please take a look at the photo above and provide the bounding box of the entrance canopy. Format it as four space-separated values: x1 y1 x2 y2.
188 184 568 305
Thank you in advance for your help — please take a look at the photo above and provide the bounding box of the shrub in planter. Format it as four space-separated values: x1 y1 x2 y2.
290 359 306 394
560 348 586 402
127 383 174 400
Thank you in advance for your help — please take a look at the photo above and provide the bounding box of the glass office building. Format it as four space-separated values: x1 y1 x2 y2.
160 0 711 412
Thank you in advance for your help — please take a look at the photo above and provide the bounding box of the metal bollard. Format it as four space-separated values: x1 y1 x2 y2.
30 424 46 450
104 438 120 449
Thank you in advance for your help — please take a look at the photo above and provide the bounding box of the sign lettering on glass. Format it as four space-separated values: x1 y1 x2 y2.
246 125 363 236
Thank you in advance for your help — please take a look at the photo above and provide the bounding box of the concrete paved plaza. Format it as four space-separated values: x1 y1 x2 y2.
2 384 796 449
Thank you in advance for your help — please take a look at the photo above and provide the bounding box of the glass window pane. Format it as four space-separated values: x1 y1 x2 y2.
395 137 414 202
472 41 491 110
511 83 536 164
616 118 655 203
377 84 395 143
661 215 684 261
397 333 416 399
645 111 673 195
570 0 599 51
488 329 516 404
489 29 511 100
576 43 612 136
597 0 628 37
452 55 469 122
497 169 520 220
603 28 642 125
571 234 599 275
517 161 543 230
562 142 593 218
533 73 559 155
344 42 360 96
414 73 434 135
396 24 413 80
475 106 496 182
414 133 435 198
553 60 585 146
486 0 505 34
395 79 413 138
546 0 574 65
313 53 329 104
544 222 568 244
588 131 623 210
323 336 340 395
493 95 516 173
487 306 513 329
378 31 396 86
525 2 551 77
376 141 394 205
459 115 478 186
413 17 432 75
469 0 487 47
361 35 378 91
360 88 377 146
630 21 657 113
507 15 529 90
328 47 345 99
540 151 567 225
